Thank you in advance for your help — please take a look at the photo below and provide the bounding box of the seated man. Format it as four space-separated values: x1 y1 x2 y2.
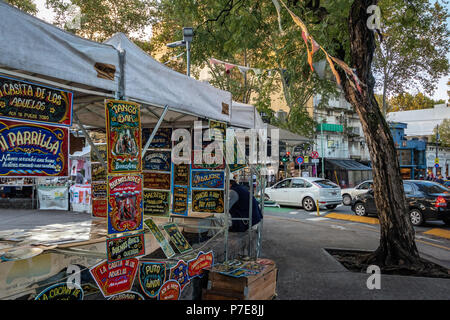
228 179 263 232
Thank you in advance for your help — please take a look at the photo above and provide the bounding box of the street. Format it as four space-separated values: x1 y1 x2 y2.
259 204 450 299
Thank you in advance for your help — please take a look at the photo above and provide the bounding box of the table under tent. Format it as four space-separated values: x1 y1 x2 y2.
0 1 269 300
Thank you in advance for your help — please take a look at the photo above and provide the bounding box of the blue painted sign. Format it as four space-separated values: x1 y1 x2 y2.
143 150 171 171
0 119 69 177
191 170 225 189
139 262 167 298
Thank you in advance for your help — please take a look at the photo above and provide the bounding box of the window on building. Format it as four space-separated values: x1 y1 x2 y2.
400 149 412 166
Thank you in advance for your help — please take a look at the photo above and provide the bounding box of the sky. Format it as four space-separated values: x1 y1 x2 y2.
33 0 449 103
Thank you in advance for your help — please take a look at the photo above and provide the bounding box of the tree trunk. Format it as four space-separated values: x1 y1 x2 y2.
340 0 424 268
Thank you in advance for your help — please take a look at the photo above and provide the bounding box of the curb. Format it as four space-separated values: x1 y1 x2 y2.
325 213 379 225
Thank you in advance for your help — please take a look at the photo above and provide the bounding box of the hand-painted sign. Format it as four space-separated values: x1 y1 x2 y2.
187 251 214 279
163 223 193 254
191 170 225 189
143 190 170 217
208 120 227 141
107 291 145 300
35 283 83 300
92 199 107 218
106 232 145 263
158 280 181 300
144 218 176 258
92 182 107 199
143 171 171 190
169 260 190 291
107 174 144 235
143 150 171 172
173 163 190 186
89 258 139 298
0 75 73 126
0 119 69 177
142 128 172 149
172 186 188 216
192 189 225 213
105 99 142 174
139 262 167 298
91 162 107 181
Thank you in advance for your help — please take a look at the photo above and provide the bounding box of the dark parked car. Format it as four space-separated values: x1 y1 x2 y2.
351 180 450 226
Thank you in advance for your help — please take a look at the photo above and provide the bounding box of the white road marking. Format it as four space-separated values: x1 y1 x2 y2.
289 211 298 215
307 217 329 221
329 224 347 230
415 235 444 243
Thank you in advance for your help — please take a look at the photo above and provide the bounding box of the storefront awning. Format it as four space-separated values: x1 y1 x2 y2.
326 159 372 171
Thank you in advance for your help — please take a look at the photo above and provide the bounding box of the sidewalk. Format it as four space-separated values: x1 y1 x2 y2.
261 215 450 300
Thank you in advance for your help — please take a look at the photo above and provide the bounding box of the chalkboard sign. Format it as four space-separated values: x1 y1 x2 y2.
173 163 189 186
191 170 225 189
172 186 188 216
105 99 142 174
106 232 145 263
142 128 172 149
143 190 170 217
143 171 171 190
192 189 224 213
0 75 73 127
163 223 192 254
143 150 171 172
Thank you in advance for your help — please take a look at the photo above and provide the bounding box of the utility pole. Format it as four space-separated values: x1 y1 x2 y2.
435 124 440 176
321 120 325 178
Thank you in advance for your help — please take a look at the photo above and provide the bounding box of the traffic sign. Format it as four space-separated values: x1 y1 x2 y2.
311 159 319 164
435 158 439 164
435 163 440 168
295 156 304 165
304 156 309 163
310 151 319 159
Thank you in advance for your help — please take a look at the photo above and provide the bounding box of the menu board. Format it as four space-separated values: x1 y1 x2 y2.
143 150 171 172
143 171 171 190
173 163 189 186
191 170 225 189
144 218 175 258
163 223 192 254
105 99 142 174
191 189 224 213
172 186 188 216
107 174 144 236
143 190 170 217
142 128 172 149
0 75 73 126
0 119 69 177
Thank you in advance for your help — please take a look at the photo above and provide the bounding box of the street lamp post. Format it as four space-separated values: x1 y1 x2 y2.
166 27 194 77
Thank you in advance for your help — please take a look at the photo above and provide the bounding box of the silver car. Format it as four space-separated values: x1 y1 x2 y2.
341 180 373 206
265 177 342 211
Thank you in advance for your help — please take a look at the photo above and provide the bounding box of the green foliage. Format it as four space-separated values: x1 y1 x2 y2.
431 118 450 146
4 0 37 14
45 0 155 42
388 92 445 112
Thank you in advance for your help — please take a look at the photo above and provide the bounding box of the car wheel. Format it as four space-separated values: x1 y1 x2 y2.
302 197 316 212
354 203 367 216
342 194 352 206
326 205 338 209
409 209 424 226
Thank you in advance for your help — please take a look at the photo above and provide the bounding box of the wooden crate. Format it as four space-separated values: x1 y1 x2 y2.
202 260 277 300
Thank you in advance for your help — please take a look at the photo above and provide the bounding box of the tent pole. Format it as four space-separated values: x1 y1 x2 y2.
73 112 107 169
141 105 169 159
224 164 230 261
248 164 253 257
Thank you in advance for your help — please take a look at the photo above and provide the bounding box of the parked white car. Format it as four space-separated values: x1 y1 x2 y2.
265 177 342 211
341 180 373 206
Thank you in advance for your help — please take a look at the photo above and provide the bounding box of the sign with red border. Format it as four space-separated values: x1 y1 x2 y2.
158 280 181 300
187 251 214 279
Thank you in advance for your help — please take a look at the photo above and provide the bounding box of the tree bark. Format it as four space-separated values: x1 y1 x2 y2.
340 0 424 268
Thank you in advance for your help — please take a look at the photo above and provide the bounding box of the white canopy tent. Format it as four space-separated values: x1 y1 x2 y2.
230 101 266 129
0 1 232 130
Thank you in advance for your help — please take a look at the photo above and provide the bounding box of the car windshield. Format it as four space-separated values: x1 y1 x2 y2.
415 182 449 194
313 179 338 188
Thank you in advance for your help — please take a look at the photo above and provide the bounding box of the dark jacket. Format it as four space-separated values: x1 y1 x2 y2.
229 183 263 232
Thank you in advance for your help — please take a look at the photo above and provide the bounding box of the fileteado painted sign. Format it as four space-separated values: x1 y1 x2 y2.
35 282 83 300
187 251 214 279
107 174 144 235
0 119 69 177
191 170 225 189
191 189 225 213
139 262 167 298
105 99 142 174
106 232 145 263
89 258 139 298
0 75 73 126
